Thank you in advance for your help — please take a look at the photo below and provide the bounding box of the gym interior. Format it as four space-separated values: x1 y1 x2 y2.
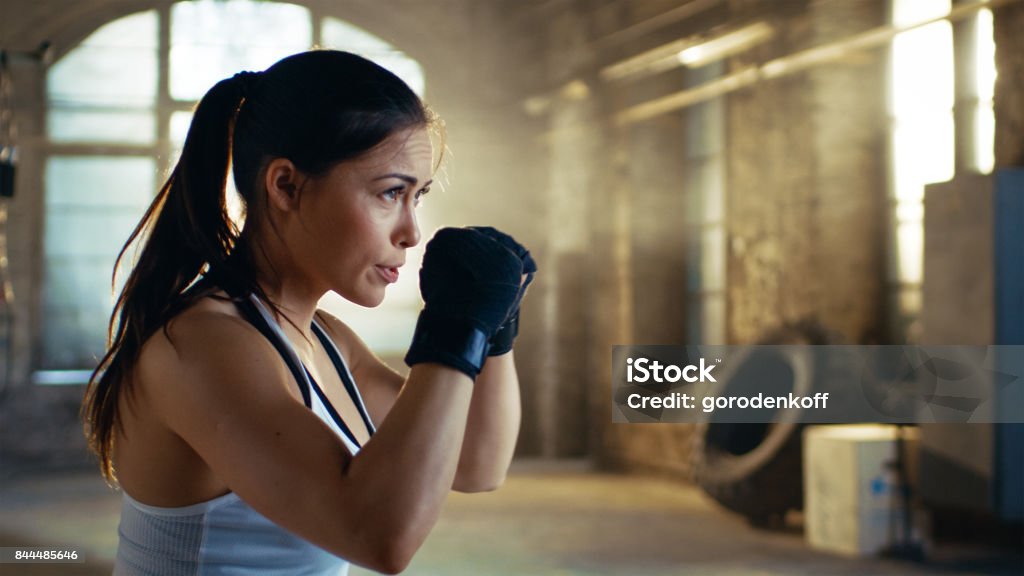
1 0 1022 574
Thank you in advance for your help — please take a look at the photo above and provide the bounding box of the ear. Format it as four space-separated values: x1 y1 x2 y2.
263 157 305 212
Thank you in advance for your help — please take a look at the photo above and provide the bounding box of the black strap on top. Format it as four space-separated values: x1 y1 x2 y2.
230 292 375 449
302 365 367 450
311 322 377 436
299 362 368 448
234 296 312 409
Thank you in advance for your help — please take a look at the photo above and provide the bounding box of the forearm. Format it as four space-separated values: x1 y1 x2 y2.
342 363 474 567
452 351 522 492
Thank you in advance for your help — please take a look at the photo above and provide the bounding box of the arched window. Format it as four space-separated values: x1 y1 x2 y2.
39 0 427 380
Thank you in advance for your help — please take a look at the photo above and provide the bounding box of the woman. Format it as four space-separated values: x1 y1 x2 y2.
82 50 536 575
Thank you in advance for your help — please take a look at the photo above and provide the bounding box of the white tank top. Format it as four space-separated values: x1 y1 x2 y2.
114 294 376 575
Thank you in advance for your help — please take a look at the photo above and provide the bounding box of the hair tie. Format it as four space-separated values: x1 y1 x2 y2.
232 71 261 97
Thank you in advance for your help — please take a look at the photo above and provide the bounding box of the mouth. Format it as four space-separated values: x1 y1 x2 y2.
375 265 400 284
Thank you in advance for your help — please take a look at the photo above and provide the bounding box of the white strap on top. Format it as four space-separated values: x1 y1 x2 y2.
309 317 377 436
248 295 375 453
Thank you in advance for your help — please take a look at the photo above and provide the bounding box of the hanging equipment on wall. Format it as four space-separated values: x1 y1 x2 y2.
0 48 16 393
0 41 49 202
0 41 51 394
0 50 15 199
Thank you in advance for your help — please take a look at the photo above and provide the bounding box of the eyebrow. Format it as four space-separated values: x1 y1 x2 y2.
372 173 433 188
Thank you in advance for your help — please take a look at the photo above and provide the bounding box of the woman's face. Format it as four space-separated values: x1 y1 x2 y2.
294 127 433 307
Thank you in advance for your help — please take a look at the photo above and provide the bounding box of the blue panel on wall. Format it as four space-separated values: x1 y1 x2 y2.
995 169 1024 345
993 168 1024 521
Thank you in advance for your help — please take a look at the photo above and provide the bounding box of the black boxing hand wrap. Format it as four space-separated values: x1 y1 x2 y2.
403 227 522 379
468 227 536 357
403 310 492 379
487 313 519 356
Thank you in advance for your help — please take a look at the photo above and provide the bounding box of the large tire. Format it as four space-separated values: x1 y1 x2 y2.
690 320 835 526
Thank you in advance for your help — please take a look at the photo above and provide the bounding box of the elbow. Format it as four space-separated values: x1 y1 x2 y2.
453 447 513 493
370 539 415 575
457 482 502 494
375 554 411 575
452 471 507 493
366 519 429 575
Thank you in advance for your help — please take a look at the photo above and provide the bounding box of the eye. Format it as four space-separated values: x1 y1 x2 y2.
414 186 431 206
381 187 405 202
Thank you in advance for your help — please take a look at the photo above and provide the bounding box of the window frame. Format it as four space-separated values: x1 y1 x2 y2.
35 1 427 381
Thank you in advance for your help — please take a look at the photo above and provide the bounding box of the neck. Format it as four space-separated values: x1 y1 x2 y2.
254 282 321 342
244 235 326 344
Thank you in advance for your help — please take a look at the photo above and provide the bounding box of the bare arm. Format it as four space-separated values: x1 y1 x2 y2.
142 312 473 574
319 313 521 493
451 351 521 492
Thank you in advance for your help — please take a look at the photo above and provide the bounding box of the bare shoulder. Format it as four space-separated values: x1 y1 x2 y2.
153 296 249 350
140 297 259 370
136 295 300 418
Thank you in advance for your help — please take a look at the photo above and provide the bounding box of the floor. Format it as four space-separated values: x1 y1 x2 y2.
0 460 1020 575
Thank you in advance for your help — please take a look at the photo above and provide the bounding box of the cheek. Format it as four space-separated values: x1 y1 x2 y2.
321 206 391 263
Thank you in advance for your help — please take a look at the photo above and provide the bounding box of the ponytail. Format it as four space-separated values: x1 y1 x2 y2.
82 74 248 483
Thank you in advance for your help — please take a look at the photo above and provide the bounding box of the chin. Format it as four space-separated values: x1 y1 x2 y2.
344 288 386 308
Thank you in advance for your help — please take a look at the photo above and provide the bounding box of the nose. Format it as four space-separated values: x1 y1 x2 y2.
396 204 421 249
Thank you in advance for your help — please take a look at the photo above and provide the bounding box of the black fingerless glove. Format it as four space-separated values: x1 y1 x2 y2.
468 227 537 356
404 227 523 379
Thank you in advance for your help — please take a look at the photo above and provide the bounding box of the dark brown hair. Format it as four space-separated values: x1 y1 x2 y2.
82 50 433 482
